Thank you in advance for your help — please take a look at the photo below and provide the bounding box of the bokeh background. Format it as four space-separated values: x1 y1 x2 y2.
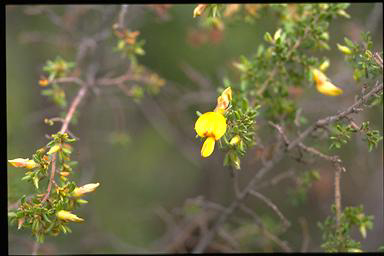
7 4 383 253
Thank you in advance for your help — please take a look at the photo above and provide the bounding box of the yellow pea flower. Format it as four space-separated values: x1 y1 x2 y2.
312 68 343 96
8 158 39 169
56 210 84 222
195 112 227 157
72 183 100 197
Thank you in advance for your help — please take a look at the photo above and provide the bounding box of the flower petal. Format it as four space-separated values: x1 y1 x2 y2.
317 81 343 96
201 137 215 157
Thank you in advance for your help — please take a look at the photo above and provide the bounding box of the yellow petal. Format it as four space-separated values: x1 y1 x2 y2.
316 81 343 96
222 87 232 101
201 137 215 157
212 114 227 140
195 112 227 139
72 182 100 197
337 44 352 54
193 4 208 18
56 210 84 222
312 68 327 84
319 60 330 72
8 158 38 169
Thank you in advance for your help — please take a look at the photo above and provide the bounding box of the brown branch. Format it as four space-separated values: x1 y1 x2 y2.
41 153 56 203
287 82 383 151
117 5 129 28
239 204 292 252
299 217 310 252
248 189 290 229
254 169 295 190
41 84 88 204
334 168 342 227
52 77 87 87
60 85 88 134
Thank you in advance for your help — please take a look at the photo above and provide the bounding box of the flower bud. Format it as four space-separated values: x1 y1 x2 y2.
60 171 70 177
364 50 373 58
319 60 330 72
193 4 208 18
230 135 241 146
72 183 100 197
337 10 350 19
47 144 61 155
39 79 49 87
56 210 84 222
18 217 25 230
337 44 352 54
232 154 241 170
8 158 39 169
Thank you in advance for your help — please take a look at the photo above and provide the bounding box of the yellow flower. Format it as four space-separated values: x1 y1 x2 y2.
72 183 100 197
195 112 227 157
312 68 343 96
193 4 208 18
56 210 84 222
8 158 39 169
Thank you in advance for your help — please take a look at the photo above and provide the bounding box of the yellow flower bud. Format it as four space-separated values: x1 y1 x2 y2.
72 183 100 197
214 87 232 113
47 144 61 155
39 79 49 87
337 44 352 54
60 171 70 177
232 154 241 170
364 50 373 58
18 217 25 230
56 210 84 222
319 60 330 72
230 135 241 146
8 158 39 169
193 4 208 18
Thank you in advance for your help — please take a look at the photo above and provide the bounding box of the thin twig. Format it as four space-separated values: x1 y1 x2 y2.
60 85 88 134
334 168 342 227
32 241 39 255
239 204 292 252
248 189 290 229
41 85 88 203
41 153 56 203
117 5 129 28
299 217 310 252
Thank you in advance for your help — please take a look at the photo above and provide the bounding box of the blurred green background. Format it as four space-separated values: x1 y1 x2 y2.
7 4 383 253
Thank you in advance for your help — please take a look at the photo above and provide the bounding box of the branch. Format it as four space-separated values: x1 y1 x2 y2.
248 189 290 229
41 85 88 203
60 85 88 134
239 204 292 252
287 82 383 151
334 168 342 227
